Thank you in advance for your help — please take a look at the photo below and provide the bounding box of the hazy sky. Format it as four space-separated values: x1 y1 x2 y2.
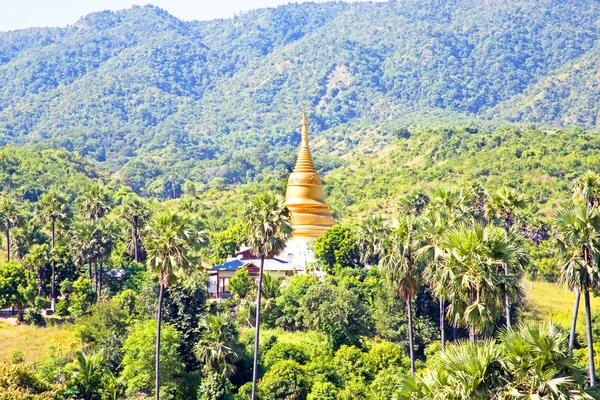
0 0 374 32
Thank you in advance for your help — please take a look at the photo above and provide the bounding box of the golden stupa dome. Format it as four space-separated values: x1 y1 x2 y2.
284 112 335 239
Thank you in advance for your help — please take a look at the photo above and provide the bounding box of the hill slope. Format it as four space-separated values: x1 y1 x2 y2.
1 1 599 194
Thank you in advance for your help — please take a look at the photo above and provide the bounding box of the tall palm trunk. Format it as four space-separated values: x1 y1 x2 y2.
88 256 92 281
5 226 9 262
504 263 511 329
133 216 139 263
97 256 103 303
93 259 98 292
407 296 415 376
569 290 581 357
439 297 445 350
37 266 43 296
155 283 165 400
51 219 56 312
251 256 265 400
584 289 596 387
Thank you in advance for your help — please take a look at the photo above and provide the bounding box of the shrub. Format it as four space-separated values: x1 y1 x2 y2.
264 342 309 367
258 360 308 400
197 372 234 400
307 381 337 400
0 362 63 400
55 300 70 317
10 350 24 364
121 320 184 399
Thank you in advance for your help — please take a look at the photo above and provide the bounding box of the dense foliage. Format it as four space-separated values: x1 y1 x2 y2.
2 1 600 194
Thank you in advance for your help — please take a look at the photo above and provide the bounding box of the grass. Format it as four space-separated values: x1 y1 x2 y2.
0 318 78 365
523 280 600 333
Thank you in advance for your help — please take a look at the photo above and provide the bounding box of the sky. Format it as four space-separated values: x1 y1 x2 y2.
0 0 372 32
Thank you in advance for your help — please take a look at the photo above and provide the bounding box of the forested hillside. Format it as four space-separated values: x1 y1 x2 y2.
1 0 600 195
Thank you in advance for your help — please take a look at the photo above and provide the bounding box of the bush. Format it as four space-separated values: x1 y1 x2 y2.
55 300 70 317
197 372 234 400
10 350 24 364
36 345 68 384
264 342 310 367
258 360 308 400
121 320 184 399
0 362 63 400
307 381 337 400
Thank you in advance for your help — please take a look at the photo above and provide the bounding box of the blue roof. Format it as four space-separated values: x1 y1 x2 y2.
210 257 292 272
210 259 245 271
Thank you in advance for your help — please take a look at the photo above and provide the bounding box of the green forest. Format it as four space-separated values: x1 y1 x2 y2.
3 1 600 400
2 1 600 193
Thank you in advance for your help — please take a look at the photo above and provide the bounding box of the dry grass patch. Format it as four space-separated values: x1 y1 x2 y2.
0 319 77 365
523 280 600 334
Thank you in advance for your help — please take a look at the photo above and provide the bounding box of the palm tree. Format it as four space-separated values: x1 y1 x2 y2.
572 171 600 208
39 190 70 311
144 210 199 400
95 218 119 302
193 312 242 378
261 272 282 313
486 187 526 329
0 196 19 262
418 208 452 348
356 215 390 266
439 224 524 343
400 323 590 400
71 350 105 400
119 194 151 262
25 243 51 296
379 215 422 375
80 183 112 220
555 205 600 386
501 322 589 398
430 187 472 222
70 220 100 283
244 192 292 400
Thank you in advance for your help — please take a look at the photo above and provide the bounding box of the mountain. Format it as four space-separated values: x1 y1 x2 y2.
0 1 599 196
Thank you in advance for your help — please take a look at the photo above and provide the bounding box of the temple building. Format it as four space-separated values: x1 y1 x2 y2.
208 111 335 299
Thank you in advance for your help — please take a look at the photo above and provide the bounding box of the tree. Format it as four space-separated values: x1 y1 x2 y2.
144 210 199 400
25 243 51 297
119 193 151 262
80 183 112 220
39 190 70 312
0 261 28 317
418 208 452 348
70 276 97 317
399 323 591 400
379 215 423 375
228 266 254 300
439 224 525 343
572 171 600 208
194 312 243 378
94 218 119 302
67 351 105 400
0 196 19 262
555 205 600 386
70 219 100 283
314 225 361 273
258 360 308 400
486 187 526 329
301 281 371 349
356 215 390 266
121 320 184 399
243 192 292 400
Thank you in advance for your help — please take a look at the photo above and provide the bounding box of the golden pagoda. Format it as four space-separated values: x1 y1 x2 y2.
284 112 335 239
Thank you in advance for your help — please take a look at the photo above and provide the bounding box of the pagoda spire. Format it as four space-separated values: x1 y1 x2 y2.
293 111 317 173
284 110 335 239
